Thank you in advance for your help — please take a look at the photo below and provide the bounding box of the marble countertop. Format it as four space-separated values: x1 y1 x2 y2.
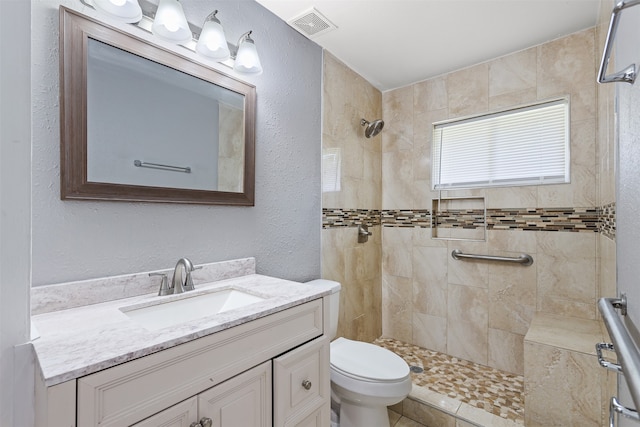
31 273 329 387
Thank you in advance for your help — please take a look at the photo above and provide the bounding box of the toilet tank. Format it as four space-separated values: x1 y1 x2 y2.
305 279 341 340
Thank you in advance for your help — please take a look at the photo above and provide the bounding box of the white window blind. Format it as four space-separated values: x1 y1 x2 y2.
322 148 341 192
432 99 569 190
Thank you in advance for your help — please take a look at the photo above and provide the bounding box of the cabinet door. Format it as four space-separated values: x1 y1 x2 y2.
132 397 198 427
289 406 329 427
273 336 329 427
198 361 272 427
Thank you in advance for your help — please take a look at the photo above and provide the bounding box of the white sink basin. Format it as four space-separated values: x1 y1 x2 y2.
121 289 266 331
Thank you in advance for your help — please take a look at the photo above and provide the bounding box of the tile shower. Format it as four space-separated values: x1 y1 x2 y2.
322 1 617 424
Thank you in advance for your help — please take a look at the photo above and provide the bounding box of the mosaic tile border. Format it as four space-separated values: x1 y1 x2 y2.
322 204 615 236
322 208 381 228
486 207 599 232
600 202 616 239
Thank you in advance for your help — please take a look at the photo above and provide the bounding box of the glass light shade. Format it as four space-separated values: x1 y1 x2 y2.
152 0 191 44
196 18 230 61
234 38 262 75
93 0 142 23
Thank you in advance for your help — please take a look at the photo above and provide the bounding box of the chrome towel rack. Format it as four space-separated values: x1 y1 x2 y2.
598 0 640 84
598 295 640 426
451 249 533 266
134 160 191 173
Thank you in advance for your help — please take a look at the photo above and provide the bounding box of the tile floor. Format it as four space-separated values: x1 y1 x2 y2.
374 338 524 427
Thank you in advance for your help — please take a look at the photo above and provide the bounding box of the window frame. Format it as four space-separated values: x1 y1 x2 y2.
431 98 570 191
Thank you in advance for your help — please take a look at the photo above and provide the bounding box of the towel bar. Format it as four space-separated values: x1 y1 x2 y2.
598 0 640 84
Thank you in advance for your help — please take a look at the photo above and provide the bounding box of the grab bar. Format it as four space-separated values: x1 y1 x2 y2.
610 397 640 427
597 342 623 373
134 160 191 173
598 0 640 84
451 249 533 266
599 295 640 418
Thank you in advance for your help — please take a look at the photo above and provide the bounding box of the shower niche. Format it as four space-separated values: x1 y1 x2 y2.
431 196 486 241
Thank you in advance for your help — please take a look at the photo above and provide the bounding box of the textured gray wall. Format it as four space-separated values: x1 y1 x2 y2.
31 0 322 285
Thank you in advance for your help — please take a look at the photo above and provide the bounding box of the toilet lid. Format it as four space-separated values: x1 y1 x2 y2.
330 338 409 382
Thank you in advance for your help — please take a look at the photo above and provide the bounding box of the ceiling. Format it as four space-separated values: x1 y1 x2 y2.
256 0 602 92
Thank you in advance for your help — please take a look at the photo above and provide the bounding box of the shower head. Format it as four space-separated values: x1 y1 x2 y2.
361 118 384 138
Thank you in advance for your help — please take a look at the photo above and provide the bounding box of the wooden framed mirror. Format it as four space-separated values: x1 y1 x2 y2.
59 6 256 205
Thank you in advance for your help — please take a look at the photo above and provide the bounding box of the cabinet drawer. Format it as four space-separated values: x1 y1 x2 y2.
273 336 329 426
78 299 323 427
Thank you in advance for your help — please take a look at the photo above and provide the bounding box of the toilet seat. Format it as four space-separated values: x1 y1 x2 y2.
330 337 409 383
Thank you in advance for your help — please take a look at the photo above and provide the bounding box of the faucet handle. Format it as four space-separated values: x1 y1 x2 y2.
149 272 170 296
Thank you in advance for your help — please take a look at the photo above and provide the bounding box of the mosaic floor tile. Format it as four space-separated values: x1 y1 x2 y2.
374 338 524 425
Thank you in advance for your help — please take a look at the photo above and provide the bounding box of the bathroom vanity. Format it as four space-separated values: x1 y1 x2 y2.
31 258 331 426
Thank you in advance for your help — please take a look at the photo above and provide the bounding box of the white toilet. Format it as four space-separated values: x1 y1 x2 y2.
307 279 412 427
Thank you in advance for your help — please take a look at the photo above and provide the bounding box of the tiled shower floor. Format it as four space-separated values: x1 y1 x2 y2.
374 338 525 426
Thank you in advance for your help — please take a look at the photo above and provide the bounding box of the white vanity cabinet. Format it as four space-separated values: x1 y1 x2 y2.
35 298 330 427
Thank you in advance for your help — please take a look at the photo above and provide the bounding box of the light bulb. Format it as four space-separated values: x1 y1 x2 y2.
152 0 191 44
196 12 230 61
164 17 180 32
234 33 262 75
93 0 142 23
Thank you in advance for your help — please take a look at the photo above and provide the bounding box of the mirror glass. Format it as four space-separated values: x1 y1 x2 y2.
60 7 256 205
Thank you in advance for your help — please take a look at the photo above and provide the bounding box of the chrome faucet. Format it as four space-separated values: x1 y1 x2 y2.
170 258 200 294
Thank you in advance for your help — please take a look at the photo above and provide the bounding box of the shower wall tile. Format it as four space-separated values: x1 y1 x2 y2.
321 227 346 283
488 328 524 375
382 85 414 152
485 185 537 209
488 257 537 336
489 87 538 112
537 28 596 123
572 119 597 169
382 273 413 343
447 63 489 118
413 246 448 317
447 240 490 289
536 231 597 319
412 227 448 248
322 53 382 343
413 312 447 354
487 227 537 254
447 283 489 366
524 338 603 427
322 226 382 343
488 47 537 98
598 232 616 300
383 227 413 278
382 150 415 209
422 76 448 112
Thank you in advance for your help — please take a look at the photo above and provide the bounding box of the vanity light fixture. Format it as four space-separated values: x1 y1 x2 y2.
92 0 142 23
79 0 263 74
233 31 263 75
195 10 230 61
152 0 192 44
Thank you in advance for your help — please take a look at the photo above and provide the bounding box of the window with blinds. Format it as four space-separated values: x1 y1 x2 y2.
432 99 569 190
322 148 341 192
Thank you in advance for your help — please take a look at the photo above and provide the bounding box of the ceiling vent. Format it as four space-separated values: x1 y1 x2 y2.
287 7 337 39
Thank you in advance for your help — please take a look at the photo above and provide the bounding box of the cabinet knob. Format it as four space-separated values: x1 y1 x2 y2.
199 417 213 427
189 423 202 427
302 379 312 390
